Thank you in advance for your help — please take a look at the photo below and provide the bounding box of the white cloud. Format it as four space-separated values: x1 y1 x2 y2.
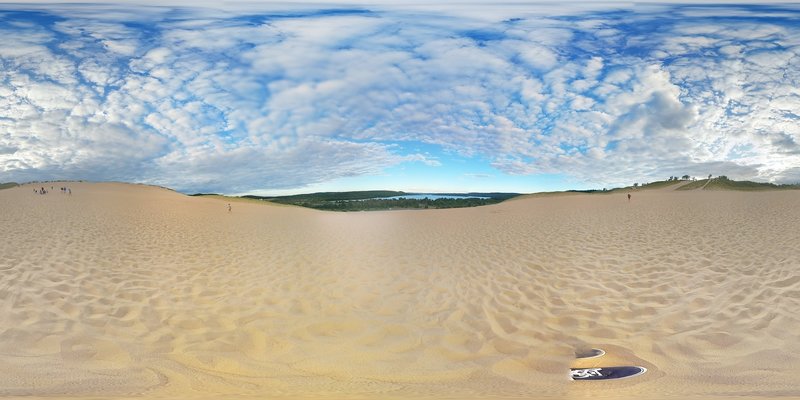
1 3 800 192
517 43 560 71
464 173 493 179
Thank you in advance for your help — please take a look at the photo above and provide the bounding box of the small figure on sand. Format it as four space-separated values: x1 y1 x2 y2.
627 193 631 202
228 203 232 213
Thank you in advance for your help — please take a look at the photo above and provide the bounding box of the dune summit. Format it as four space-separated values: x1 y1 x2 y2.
1 182 799 399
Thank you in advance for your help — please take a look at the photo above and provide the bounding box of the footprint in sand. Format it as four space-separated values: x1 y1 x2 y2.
574 348 605 359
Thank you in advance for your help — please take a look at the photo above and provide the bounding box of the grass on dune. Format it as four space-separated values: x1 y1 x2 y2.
677 177 800 191
705 177 800 191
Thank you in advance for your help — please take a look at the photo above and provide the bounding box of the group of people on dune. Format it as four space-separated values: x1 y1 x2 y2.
33 185 71 195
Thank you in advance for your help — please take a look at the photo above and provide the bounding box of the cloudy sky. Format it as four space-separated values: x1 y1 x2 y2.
1 1 799 194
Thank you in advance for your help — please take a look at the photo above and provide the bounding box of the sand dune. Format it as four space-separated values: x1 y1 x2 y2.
1 182 799 399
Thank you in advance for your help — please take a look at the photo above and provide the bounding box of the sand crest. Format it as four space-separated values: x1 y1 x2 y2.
1 182 799 399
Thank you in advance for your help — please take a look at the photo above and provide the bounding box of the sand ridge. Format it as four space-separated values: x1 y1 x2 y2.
1 182 799 399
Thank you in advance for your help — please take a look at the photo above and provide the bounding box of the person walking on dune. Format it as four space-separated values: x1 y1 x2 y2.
228 203 232 213
627 193 631 202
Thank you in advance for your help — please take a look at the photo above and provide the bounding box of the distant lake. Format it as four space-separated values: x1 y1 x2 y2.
368 194 490 200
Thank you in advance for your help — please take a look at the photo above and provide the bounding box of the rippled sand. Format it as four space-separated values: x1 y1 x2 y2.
1 182 799 399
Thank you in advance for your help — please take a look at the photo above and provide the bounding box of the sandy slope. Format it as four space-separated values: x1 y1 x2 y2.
1 182 799 399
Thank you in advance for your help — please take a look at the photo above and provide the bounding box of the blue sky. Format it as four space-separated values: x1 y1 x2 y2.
1 1 799 195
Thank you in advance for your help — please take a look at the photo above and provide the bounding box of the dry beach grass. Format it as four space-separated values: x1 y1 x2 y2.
1 182 799 399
